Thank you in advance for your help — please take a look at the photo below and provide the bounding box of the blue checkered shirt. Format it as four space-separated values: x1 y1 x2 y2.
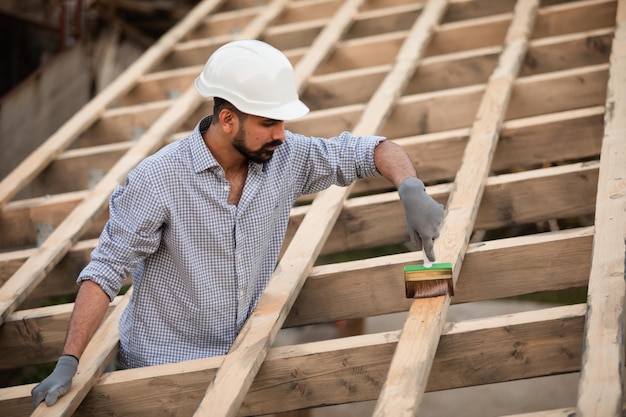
79 116 384 368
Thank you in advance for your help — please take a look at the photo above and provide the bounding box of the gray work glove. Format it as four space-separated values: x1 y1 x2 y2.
398 178 444 262
31 354 78 409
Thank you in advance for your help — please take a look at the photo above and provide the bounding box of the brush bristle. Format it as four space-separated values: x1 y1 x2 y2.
405 279 452 299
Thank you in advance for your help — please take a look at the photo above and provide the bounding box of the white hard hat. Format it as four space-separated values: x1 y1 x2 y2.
194 40 309 121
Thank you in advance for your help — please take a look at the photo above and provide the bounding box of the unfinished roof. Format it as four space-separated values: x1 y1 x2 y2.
1 0 625 415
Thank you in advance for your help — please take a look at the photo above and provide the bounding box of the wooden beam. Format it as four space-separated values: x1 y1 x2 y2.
185 6 258 40
507 63 608 120
293 0 366 94
0 153 599 302
0 97 602 253
0 297 123 370
380 62 607 138
0 304 586 416
373 1 538 415
500 408 578 417
118 66 201 106
521 28 613 76
17 62 607 201
346 2 422 40
166 0 293 68
288 226 593 326
533 0 617 39
3 31 601 201
0 226 592 371
0 156 600 290
576 0 626 415
503 406 626 417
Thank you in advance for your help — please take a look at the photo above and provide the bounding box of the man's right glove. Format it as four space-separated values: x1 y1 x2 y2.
398 177 444 262
31 354 78 409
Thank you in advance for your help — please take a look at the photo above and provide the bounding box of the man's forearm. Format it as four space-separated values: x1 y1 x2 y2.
62 280 111 359
373 140 418 188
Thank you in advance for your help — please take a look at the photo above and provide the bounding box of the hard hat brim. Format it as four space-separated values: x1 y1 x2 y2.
255 99 310 121
195 77 310 121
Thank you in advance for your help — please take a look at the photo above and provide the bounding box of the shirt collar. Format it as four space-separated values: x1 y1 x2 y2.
190 116 221 173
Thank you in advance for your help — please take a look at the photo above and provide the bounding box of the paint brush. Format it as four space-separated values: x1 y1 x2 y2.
404 253 453 299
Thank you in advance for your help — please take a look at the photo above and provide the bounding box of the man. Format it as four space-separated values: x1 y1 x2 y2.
32 39 444 408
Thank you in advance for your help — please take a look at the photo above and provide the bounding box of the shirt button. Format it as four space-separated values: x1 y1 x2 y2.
239 290 245 297
223 185 229 191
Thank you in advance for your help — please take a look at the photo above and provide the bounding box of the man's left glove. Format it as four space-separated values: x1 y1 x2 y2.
398 177 444 262
31 354 78 409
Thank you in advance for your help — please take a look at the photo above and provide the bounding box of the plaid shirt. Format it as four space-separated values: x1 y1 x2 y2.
79 116 384 368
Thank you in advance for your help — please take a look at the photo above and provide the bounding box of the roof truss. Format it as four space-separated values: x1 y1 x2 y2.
0 0 624 415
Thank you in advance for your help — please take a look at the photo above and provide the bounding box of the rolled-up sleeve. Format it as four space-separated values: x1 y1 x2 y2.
78 163 167 300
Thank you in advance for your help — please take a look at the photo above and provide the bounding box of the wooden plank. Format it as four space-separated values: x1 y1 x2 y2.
0 0 227 208
309 161 598 254
1 225 592 371
0 154 598 291
576 0 626 415
19 61 607 201
0 192 84 251
381 62 608 138
425 12 510 57
0 298 123 370
346 2 422 40
533 0 617 39
505 406 626 417
117 66 201 106
507 63 608 120
293 0 367 93
101 304 587 415
373 1 538 415
500 408 578 417
288 226 593 326
192 1 449 415
274 0 340 25
167 0 293 67
0 304 586 416
521 28 613 76
263 18 327 51
186 7 258 40
0 155 599 288
444 0 516 22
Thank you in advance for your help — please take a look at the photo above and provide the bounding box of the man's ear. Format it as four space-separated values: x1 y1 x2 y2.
218 109 237 134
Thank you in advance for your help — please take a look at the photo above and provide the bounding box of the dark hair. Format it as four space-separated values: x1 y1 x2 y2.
213 97 247 122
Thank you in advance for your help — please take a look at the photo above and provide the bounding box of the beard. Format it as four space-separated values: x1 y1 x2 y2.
232 125 283 164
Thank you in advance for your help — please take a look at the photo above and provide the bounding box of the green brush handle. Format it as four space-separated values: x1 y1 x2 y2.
404 262 453 272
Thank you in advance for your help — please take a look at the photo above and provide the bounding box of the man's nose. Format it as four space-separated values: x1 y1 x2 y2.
273 122 286 141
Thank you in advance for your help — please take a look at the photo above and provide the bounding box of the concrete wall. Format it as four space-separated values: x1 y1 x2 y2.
0 44 91 181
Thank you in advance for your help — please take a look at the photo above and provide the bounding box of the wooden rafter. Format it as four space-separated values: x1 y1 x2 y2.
373 0 539 414
1 304 586 416
576 0 626 415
